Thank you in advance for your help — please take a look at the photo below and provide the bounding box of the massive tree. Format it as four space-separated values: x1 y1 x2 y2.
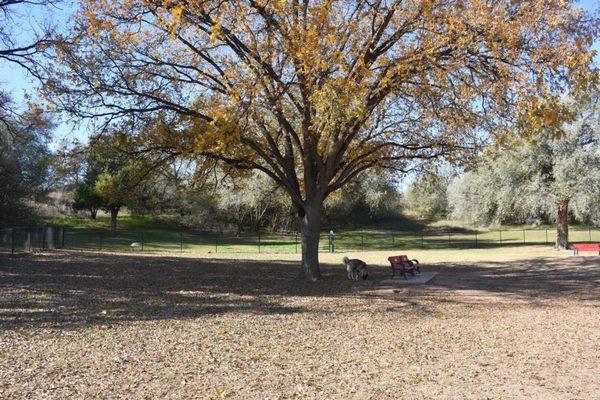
47 0 596 279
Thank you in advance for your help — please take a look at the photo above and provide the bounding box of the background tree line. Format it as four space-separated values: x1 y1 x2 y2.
61 134 405 234
0 108 405 233
3 89 598 247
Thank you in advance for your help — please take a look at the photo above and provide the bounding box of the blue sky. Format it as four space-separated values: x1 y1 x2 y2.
0 0 598 148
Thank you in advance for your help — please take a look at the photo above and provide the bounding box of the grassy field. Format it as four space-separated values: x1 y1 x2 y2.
52 218 600 254
1 247 598 399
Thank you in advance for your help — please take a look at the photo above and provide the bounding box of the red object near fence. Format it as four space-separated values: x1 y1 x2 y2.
572 243 600 256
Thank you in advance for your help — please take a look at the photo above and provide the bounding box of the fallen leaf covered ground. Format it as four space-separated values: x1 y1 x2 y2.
0 250 598 399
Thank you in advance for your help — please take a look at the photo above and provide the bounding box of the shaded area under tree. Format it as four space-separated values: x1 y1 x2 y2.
1 252 598 329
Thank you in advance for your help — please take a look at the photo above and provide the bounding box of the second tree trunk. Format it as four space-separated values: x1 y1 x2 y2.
555 198 569 249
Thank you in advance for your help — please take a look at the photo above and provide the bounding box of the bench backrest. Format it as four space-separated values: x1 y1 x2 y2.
572 243 600 251
388 255 413 269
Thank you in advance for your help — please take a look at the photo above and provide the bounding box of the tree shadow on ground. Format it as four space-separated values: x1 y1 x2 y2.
0 252 598 329
403 256 600 304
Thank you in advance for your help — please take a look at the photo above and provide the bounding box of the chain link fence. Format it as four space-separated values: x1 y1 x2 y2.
3 225 597 255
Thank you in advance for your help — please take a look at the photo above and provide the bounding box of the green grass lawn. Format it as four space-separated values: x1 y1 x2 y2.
48 215 600 255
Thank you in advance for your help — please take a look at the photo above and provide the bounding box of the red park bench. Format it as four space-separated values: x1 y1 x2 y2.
388 255 420 279
572 243 600 256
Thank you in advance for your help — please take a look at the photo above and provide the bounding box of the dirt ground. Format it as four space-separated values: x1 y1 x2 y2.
1 250 599 399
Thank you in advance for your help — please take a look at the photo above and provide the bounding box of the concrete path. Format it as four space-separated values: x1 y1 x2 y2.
380 271 437 285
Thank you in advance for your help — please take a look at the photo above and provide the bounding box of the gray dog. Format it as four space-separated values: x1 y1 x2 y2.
343 256 368 281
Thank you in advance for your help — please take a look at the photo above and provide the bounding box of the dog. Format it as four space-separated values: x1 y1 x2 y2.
343 256 368 281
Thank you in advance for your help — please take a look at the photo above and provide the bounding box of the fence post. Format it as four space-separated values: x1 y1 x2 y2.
61 227 65 249
180 231 183 252
499 230 502 246
215 234 218 253
589 228 592 242
42 225 47 250
475 232 478 248
545 229 548 244
448 232 451 247
99 231 103 251
11 228 15 255
392 234 395 247
258 231 261 253
361 234 364 252
295 233 298 253
421 233 424 248
141 232 144 251
523 229 526 244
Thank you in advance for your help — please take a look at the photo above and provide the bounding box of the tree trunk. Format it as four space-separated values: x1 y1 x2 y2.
90 208 97 219
110 207 119 236
555 198 569 249
298 201 322 281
